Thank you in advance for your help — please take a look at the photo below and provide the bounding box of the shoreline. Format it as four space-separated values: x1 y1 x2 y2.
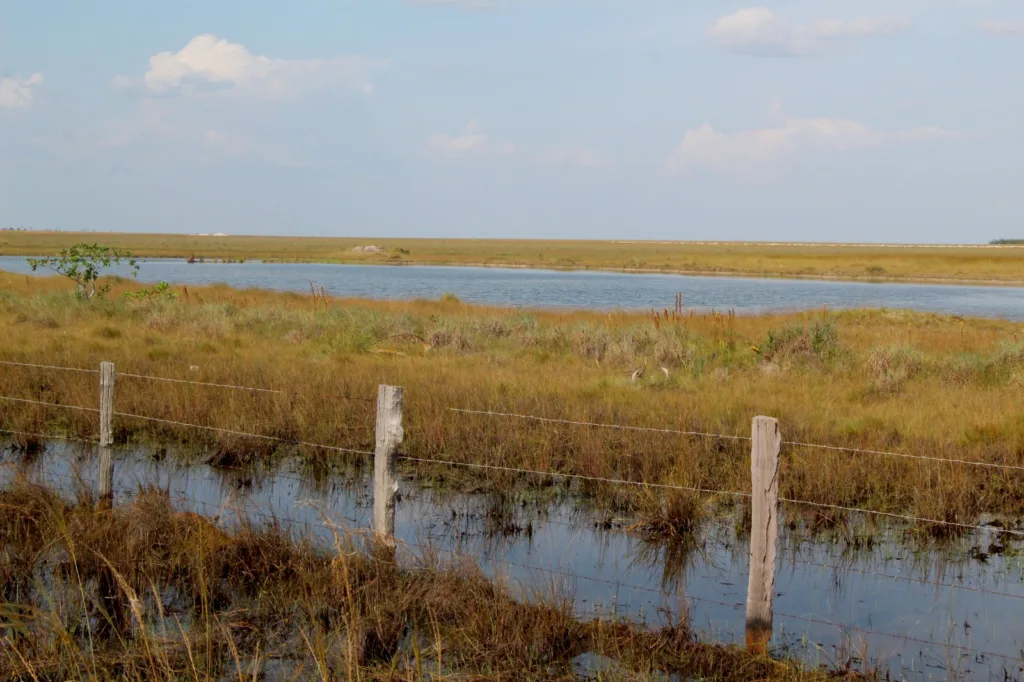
256 257 1024 288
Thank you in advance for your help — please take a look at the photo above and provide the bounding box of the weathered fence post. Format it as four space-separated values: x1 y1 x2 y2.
374 385 403 547
98 361 115 510
746 415 781 654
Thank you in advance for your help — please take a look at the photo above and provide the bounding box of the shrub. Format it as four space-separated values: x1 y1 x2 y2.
867 344 924 393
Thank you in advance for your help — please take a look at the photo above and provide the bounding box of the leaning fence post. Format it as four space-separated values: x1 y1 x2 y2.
98 361 115 510
746 415 780 654
374 385 403 547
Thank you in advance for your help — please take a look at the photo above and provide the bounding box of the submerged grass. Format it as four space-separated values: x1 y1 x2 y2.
0 478 856 681
2 272 1024 538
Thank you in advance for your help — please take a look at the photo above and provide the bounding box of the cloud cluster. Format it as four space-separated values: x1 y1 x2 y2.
0 73 43 109
707 7 910 56
669 116 955 174
124 34 382 97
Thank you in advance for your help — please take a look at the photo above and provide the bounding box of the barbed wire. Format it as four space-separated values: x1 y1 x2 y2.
448 408 751 441
779 496 1024 537
113 410 374 457
0 395 99 413
398 455 751 498
118 372 282 395
784 440 1024 473
0 360 98 374
8 464 1024 666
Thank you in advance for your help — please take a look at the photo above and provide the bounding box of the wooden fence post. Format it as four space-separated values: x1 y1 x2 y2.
746 415 781 653
98 361 115 510
374 385 403 547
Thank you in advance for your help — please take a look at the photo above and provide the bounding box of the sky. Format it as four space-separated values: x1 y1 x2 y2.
1 0 1022 243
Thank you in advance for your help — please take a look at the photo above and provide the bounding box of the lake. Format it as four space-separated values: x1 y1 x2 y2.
5 256 1024 319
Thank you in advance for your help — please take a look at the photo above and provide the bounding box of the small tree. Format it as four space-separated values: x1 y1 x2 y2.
28 244 139 300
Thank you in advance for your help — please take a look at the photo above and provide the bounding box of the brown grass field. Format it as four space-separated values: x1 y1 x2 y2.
2 271 1024 540
4 230 1024 284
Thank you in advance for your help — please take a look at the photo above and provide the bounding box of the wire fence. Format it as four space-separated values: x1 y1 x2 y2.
3 357 1024 674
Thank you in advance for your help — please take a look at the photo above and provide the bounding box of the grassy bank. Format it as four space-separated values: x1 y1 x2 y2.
2 272 1024 537
4 231 1024 284
0 478 856 681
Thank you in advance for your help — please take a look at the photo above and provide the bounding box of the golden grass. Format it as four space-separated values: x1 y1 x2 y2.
0 479 858 681
4 231 1024 284
2 271 1024 536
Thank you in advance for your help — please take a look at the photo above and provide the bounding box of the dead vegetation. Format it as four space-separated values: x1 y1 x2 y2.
0 479 859 681
3 273 1024 539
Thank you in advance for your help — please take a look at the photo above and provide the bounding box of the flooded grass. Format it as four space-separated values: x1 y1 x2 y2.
1 440 1023 679
0 474 867 682
3 274 1024 539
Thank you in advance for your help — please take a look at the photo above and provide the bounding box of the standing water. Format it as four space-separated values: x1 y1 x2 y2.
3 440 1022 681
4 257 1024 319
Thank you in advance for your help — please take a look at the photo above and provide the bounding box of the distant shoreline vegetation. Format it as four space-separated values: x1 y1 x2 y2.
990 239 1024 245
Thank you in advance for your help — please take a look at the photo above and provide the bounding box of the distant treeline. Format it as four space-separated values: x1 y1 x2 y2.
989 239 1024 245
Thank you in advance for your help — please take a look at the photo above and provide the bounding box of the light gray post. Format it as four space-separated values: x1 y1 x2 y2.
98 361 115 509
746 415 780 653
373 385 403 546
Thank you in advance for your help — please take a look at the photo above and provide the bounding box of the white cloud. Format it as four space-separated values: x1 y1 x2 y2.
0 73 43 109
133 34 383 97
707 7 910 56
669 115 955 174
981 20 1024 36
426 121 517 157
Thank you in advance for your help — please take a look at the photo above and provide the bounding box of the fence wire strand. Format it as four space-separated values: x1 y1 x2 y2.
113 410 374 457
448 408 751 441
8 455 1024 667
0 360 98 374
779 496 1024 537
0 395 99 413
398 455 751 498
785 440 1024 473
118 372 282 394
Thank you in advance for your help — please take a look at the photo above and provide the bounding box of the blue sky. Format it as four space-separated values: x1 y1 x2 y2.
1 0 1022 242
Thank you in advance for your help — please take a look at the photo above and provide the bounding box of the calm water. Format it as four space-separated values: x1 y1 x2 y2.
4 440 1022 681
5 256 1024 319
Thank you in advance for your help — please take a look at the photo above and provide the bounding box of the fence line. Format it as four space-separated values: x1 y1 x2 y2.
451 406 1024 475
0 360 98 374
15 461 1024 616
118 372 282 394
784 440 1024 473
0 395 99 413
778 496 1024 537
6 360 1024 671
112 411 374 457
448 408 751 441
7 439 1024 668
398 455 752 498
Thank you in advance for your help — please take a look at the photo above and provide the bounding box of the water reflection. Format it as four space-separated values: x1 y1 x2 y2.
5 257 1024 319
2 439 1024 680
